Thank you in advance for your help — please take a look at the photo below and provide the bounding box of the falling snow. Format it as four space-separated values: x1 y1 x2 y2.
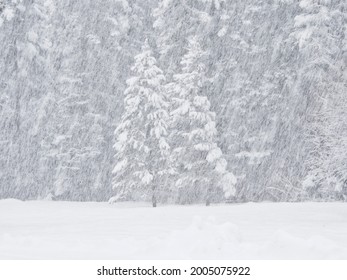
0 0 346 260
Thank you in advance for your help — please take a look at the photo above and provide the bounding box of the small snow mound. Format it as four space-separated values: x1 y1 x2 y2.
142 216 242 259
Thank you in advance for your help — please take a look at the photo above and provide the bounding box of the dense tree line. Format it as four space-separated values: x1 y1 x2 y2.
0 0 346 203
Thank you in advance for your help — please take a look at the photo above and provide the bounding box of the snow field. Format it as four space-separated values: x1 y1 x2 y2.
0 199 346 259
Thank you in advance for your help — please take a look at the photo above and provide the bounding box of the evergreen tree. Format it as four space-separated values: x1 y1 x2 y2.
45 0 158 201
168 38 236 205
110 41 170 206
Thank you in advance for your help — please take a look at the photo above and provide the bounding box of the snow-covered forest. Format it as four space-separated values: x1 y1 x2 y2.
1 0 346 203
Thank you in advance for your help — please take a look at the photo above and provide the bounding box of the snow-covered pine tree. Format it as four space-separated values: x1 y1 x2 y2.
110 40 170 207
45 0 156 202
168 37 236 205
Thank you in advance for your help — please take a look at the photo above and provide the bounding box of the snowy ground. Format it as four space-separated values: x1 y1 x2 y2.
0 199 346 259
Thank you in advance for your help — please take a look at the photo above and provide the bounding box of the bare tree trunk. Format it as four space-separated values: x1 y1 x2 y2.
152 194 157 207
152 187 157 207
206 197 210 206
206 185 211 206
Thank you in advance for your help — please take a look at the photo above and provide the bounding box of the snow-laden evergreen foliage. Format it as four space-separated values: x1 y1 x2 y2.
110 41 170 205
167 38 236 204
